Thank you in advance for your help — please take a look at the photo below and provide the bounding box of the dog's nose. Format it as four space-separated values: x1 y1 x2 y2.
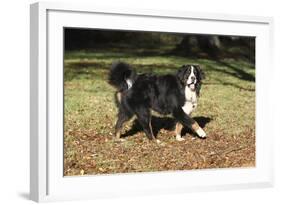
191 76 196 82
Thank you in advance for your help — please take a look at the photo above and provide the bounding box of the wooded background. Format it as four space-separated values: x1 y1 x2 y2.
64 28 255 62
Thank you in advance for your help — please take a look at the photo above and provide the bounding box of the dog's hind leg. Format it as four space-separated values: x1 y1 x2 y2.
115 111 132 140
135 109 155 141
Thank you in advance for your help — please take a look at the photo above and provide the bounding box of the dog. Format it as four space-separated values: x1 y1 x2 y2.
108 62 206 141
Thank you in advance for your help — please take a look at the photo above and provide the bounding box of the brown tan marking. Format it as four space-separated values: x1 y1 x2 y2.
175 122 183 137
191 121 200 131
191 121 206 138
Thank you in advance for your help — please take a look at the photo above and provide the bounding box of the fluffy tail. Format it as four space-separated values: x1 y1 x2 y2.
108 62 137 92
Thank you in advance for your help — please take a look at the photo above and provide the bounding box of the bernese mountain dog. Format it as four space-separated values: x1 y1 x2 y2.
108 62 206 142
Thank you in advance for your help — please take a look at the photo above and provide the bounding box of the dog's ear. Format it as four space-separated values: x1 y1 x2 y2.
176 65 187 85
194 65 205 96
194 65 205 81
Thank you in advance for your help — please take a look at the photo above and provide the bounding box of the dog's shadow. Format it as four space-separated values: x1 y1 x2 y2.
121 116 212 138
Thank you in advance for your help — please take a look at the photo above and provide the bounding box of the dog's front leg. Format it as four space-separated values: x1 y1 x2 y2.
173 108 206 139
175 122 184 141
191 121 206 138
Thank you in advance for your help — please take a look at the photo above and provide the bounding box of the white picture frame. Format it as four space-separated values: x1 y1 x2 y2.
30 1 274 202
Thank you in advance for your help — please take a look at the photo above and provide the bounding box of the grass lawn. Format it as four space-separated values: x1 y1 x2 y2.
63 49 255 176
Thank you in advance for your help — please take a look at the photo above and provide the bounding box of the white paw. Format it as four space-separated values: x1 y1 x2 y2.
176 135 185 141
196 127 206 138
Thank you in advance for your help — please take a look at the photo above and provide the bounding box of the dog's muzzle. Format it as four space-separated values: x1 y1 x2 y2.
188 83 196 90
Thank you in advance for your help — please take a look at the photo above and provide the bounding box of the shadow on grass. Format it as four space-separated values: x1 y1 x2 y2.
121 116 212 139
64 52 255 92
65 47 172 59
216 60 255 82
64 61 179 81
206 63 255 82
120 116 175 139
204 80 255 92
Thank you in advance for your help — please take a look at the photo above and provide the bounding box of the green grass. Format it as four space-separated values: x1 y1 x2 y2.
64 49 255 176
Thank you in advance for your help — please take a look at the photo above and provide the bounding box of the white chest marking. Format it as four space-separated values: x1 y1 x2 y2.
182 86 197 115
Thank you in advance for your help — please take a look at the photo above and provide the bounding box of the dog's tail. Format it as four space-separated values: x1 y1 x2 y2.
108 62 137 92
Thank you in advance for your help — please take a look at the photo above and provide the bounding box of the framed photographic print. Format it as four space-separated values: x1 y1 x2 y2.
30 1 274 202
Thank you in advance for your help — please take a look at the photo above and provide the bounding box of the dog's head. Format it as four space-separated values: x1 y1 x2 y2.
176 65 205 95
